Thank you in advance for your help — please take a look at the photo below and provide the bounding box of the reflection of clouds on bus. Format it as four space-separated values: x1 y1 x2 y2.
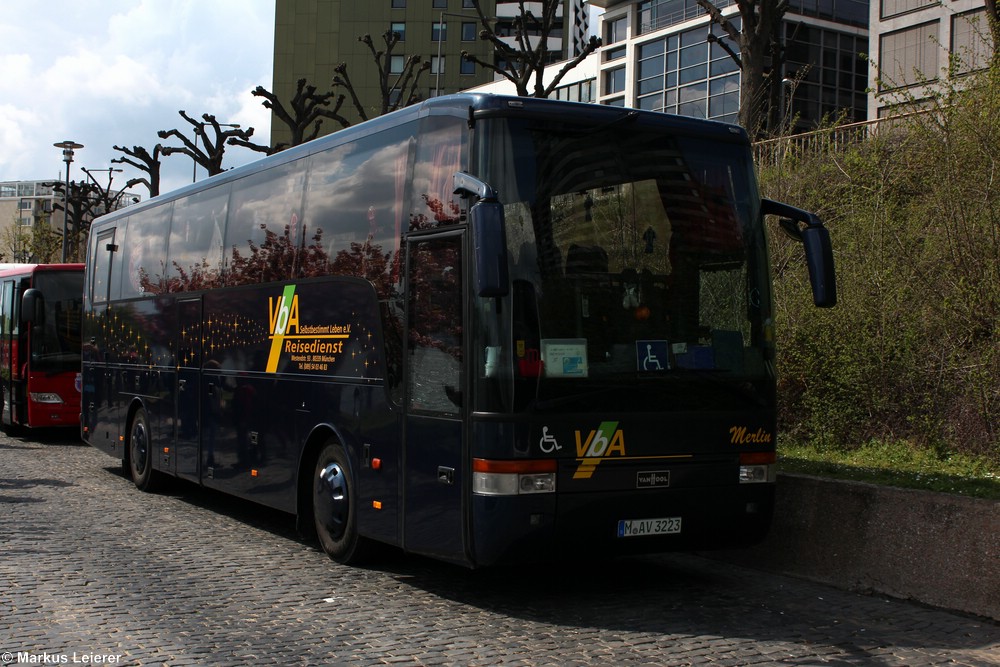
410 121 464 228
166 189 230 292
305 133 413 269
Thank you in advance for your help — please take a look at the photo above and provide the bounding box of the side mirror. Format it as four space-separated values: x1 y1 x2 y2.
762 199 837 308
778 218 802 241
21 288 45 326
471 200 510 297
801 224 836 308
454 172 510 298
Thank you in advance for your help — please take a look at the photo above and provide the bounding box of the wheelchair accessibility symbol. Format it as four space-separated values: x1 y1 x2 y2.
539 426 561 453
636 340 669 372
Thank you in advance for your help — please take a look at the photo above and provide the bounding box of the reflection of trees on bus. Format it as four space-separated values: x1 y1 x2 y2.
412 193 460 230
406 194 462 360
228 222 330 287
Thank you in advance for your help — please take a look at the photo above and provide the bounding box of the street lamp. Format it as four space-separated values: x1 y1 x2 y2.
781 76 797 134
190 117 241 183
82 167 124 187
53 140 84 263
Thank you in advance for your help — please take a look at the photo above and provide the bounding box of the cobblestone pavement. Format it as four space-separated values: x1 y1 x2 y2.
1 432 997 667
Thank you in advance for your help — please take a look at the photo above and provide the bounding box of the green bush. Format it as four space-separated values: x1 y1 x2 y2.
760 65 999 465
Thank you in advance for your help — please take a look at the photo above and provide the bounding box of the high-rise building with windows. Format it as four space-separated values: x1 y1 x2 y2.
271 0 590 147
868 0 993 118
586 0 869 129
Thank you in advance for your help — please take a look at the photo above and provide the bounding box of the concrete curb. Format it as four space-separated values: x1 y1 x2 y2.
707 473 1000 621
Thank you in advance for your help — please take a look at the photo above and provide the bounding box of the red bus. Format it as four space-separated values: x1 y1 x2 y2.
0 263 84 433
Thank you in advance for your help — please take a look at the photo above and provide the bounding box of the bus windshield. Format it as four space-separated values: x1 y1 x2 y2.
474 115 773 413
30 271 83 373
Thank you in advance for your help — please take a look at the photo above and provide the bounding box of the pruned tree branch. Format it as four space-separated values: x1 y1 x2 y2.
112 143 163 197
461 0 601 98
158 111 254 177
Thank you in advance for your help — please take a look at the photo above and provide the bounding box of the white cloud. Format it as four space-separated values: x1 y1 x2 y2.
0 0 274 196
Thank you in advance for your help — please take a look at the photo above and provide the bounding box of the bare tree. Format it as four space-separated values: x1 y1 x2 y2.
158 111 255 178
47 170 143 260
112 144 164 198
696 0 788 139
246 30 430 152
83 169 144 215
333 30 431 122
49 180 103 261
461 0 601 98
230 79 352 155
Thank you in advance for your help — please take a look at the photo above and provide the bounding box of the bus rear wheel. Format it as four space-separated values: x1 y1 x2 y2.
313 441 369 564
128 408 159 492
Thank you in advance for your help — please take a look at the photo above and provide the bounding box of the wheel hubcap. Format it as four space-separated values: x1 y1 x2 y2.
316 461 348 540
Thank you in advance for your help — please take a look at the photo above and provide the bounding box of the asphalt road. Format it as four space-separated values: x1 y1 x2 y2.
1 430 997 666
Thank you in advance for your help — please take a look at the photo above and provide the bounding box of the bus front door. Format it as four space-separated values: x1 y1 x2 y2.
0 279 17 430
403 232 469 564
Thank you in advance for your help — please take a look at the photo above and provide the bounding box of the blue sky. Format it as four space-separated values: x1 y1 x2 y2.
0 0 275 196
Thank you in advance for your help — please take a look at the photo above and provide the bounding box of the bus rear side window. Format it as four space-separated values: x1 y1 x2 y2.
91 229 118 304
168 187 230 291
122 205 172 298
226 163 305 287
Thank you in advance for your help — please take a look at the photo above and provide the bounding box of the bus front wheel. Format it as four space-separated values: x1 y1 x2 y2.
313 441 368 564
128 408 159 492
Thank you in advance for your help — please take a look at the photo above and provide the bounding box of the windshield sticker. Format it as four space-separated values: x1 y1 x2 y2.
573 421 625 479
636 340 669 371
541 338 588 378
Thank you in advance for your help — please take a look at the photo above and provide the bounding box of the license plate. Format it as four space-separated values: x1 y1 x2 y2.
617 517 682 537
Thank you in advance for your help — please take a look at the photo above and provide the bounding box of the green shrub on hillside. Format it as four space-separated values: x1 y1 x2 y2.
759 65 999 465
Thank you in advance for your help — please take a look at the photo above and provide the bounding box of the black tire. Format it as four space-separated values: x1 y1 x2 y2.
313 440 369 564
128 408 159 492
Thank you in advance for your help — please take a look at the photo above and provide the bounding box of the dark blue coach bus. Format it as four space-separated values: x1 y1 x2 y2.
82 94 835 567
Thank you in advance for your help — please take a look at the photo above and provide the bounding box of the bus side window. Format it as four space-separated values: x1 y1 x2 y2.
122 207 171 297
171 187 230 291
411 116 466 228
227 164 304 287
406 237 463 414
92 229 118 304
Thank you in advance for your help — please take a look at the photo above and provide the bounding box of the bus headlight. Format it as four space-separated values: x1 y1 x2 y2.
30 393 64 404
739 464 774 483
473 458 557 496
739 452 776 484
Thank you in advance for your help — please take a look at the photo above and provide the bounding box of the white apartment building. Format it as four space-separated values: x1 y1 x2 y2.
869 0 994 118
474 0 870 132
0 180 140 262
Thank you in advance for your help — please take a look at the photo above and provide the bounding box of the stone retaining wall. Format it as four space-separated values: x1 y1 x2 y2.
708 474 1000 620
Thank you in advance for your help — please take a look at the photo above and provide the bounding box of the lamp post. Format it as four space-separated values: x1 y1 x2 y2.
781 76 796 134
190 118 241 183
53 140 84 263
